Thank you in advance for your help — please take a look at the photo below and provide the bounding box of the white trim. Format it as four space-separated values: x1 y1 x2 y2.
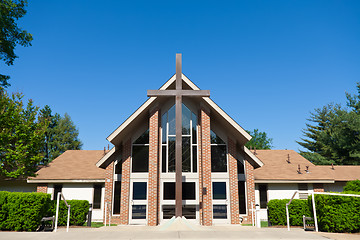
27 179 105 183
96 147 116 167
243 146 264 167
254 180 335 184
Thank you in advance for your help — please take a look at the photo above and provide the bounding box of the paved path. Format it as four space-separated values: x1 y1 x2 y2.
0 226 342 240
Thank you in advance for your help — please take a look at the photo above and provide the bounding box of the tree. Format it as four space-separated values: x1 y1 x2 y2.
39 106 82 162
245 129 273 150
298 83 360 165
0 0 33 87
0 90 47 178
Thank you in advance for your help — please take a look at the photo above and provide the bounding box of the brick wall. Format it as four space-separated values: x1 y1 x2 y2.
200 108 212 226
36 184 48 193
313 183 325 192
228 138 240 224
119 139 132 225
104 161 114 224
243 159 255 224
148 108 159 226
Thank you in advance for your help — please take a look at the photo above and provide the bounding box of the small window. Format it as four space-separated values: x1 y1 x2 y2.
237 159 245 174
182 205 196 219
113 181 121 214
54 185 62 201
163 205 175 219
259 184 268 209
213 205 227 219
163 182 196 200
212 182 226 199
93 185 102 209
133 182 147 200
132 146 149 172
211 145 227 172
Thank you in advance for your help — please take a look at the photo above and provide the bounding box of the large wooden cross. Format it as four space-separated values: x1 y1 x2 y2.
147 54 210 217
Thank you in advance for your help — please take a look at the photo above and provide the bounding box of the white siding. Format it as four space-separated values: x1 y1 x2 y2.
48 183 104 222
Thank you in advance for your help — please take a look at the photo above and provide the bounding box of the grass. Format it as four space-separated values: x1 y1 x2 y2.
241 221 268 227
83 222 117 228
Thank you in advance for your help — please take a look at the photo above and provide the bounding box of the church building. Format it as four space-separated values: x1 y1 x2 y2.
95 54 263 226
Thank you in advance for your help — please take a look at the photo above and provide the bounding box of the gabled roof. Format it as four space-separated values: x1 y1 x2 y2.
254 150 334 183
28 150 106 183
317 165 360 182
97 74 263 168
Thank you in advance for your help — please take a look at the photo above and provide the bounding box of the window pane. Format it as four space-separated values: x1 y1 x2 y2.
182 205 196 219
163 182 195 200
93 185 102 209
182 137 191 172
182 104 191 135
168 105 176 135
212 182 226 199
115 161 122 174
259 185 268 209
162 146 166 173
163 205 175 219
161 112 167 144
113 181 121 214
132 205 146 219
237 160 244 174
133 129 149 144
168 137 175 172
210 130 225 144
238 181 246 214
163 182 175 200
211 145 227 172
54 185 62 201
213 205 227 219
183 182 196 200
192 113 197 144
133 182 147 200
132 146 149 172
192 146 197 172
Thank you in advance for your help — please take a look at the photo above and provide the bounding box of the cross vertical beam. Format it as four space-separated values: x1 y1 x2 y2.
175 53 182 217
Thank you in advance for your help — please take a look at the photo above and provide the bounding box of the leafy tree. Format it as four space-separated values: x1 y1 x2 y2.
343 180 360 193
298 83 360 165
39 106 82 162
245 129 273 149
0 0 33 87
0 90 47 178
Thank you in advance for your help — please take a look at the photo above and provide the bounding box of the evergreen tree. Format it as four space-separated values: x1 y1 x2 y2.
245 129 273 150
0 90 47 178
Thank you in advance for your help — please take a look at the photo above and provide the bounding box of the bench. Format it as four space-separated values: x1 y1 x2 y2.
303 215 315 231
37 216 55 232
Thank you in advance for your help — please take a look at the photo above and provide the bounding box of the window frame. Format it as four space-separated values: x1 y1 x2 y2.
93 184 103 209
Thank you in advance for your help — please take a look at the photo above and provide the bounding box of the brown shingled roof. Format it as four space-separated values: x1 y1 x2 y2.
29 150 106 181
254 150 334 182
317 165 360 182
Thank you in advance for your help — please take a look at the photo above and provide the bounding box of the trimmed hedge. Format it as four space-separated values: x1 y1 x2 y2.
49 200 89 226
0 191 51 231
0 191 90 231
310 194 360 233
268 199 311 226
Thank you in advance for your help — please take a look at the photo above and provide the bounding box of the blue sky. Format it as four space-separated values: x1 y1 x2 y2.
4 0 360 151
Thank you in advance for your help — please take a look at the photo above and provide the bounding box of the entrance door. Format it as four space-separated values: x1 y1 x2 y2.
212 180 230 224
129 180 148 224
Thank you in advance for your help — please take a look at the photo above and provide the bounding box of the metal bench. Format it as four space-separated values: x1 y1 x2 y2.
303 215 315 231
37 216 55 232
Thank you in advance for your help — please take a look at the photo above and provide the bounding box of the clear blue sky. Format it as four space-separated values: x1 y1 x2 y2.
4 0 360 151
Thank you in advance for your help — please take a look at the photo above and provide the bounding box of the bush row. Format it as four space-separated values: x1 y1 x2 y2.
267 199 311 226
0 191 89 231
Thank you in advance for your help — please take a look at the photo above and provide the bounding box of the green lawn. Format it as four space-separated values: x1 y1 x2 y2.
83 222 117 228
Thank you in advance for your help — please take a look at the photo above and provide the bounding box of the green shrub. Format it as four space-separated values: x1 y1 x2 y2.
268 199 311 226
343 180 360 193
310 194 360 233
0 191 51 231
49 200 89 226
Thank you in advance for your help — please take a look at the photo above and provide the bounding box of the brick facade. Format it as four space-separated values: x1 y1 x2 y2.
104 161 114 224
148 108 159 226
313 183 325 192
228 137 240 224
199 108 212 226
36 184 48 193
243 159 255 224
119 139 132 224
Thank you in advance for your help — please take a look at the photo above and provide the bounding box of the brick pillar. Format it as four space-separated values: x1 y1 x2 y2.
200 108 212 226
120 139 131 225
228 138 240 224
148 108 159 226
313 183 324 192
104 161 114 224
244 160 255 224
36 184 48 193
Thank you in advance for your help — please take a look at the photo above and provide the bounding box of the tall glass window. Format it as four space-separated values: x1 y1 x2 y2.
132 129 149 173
161 104 198 173
211 130 227 172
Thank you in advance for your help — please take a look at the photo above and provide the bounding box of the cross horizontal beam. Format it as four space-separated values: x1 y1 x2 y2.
147 90 210 97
